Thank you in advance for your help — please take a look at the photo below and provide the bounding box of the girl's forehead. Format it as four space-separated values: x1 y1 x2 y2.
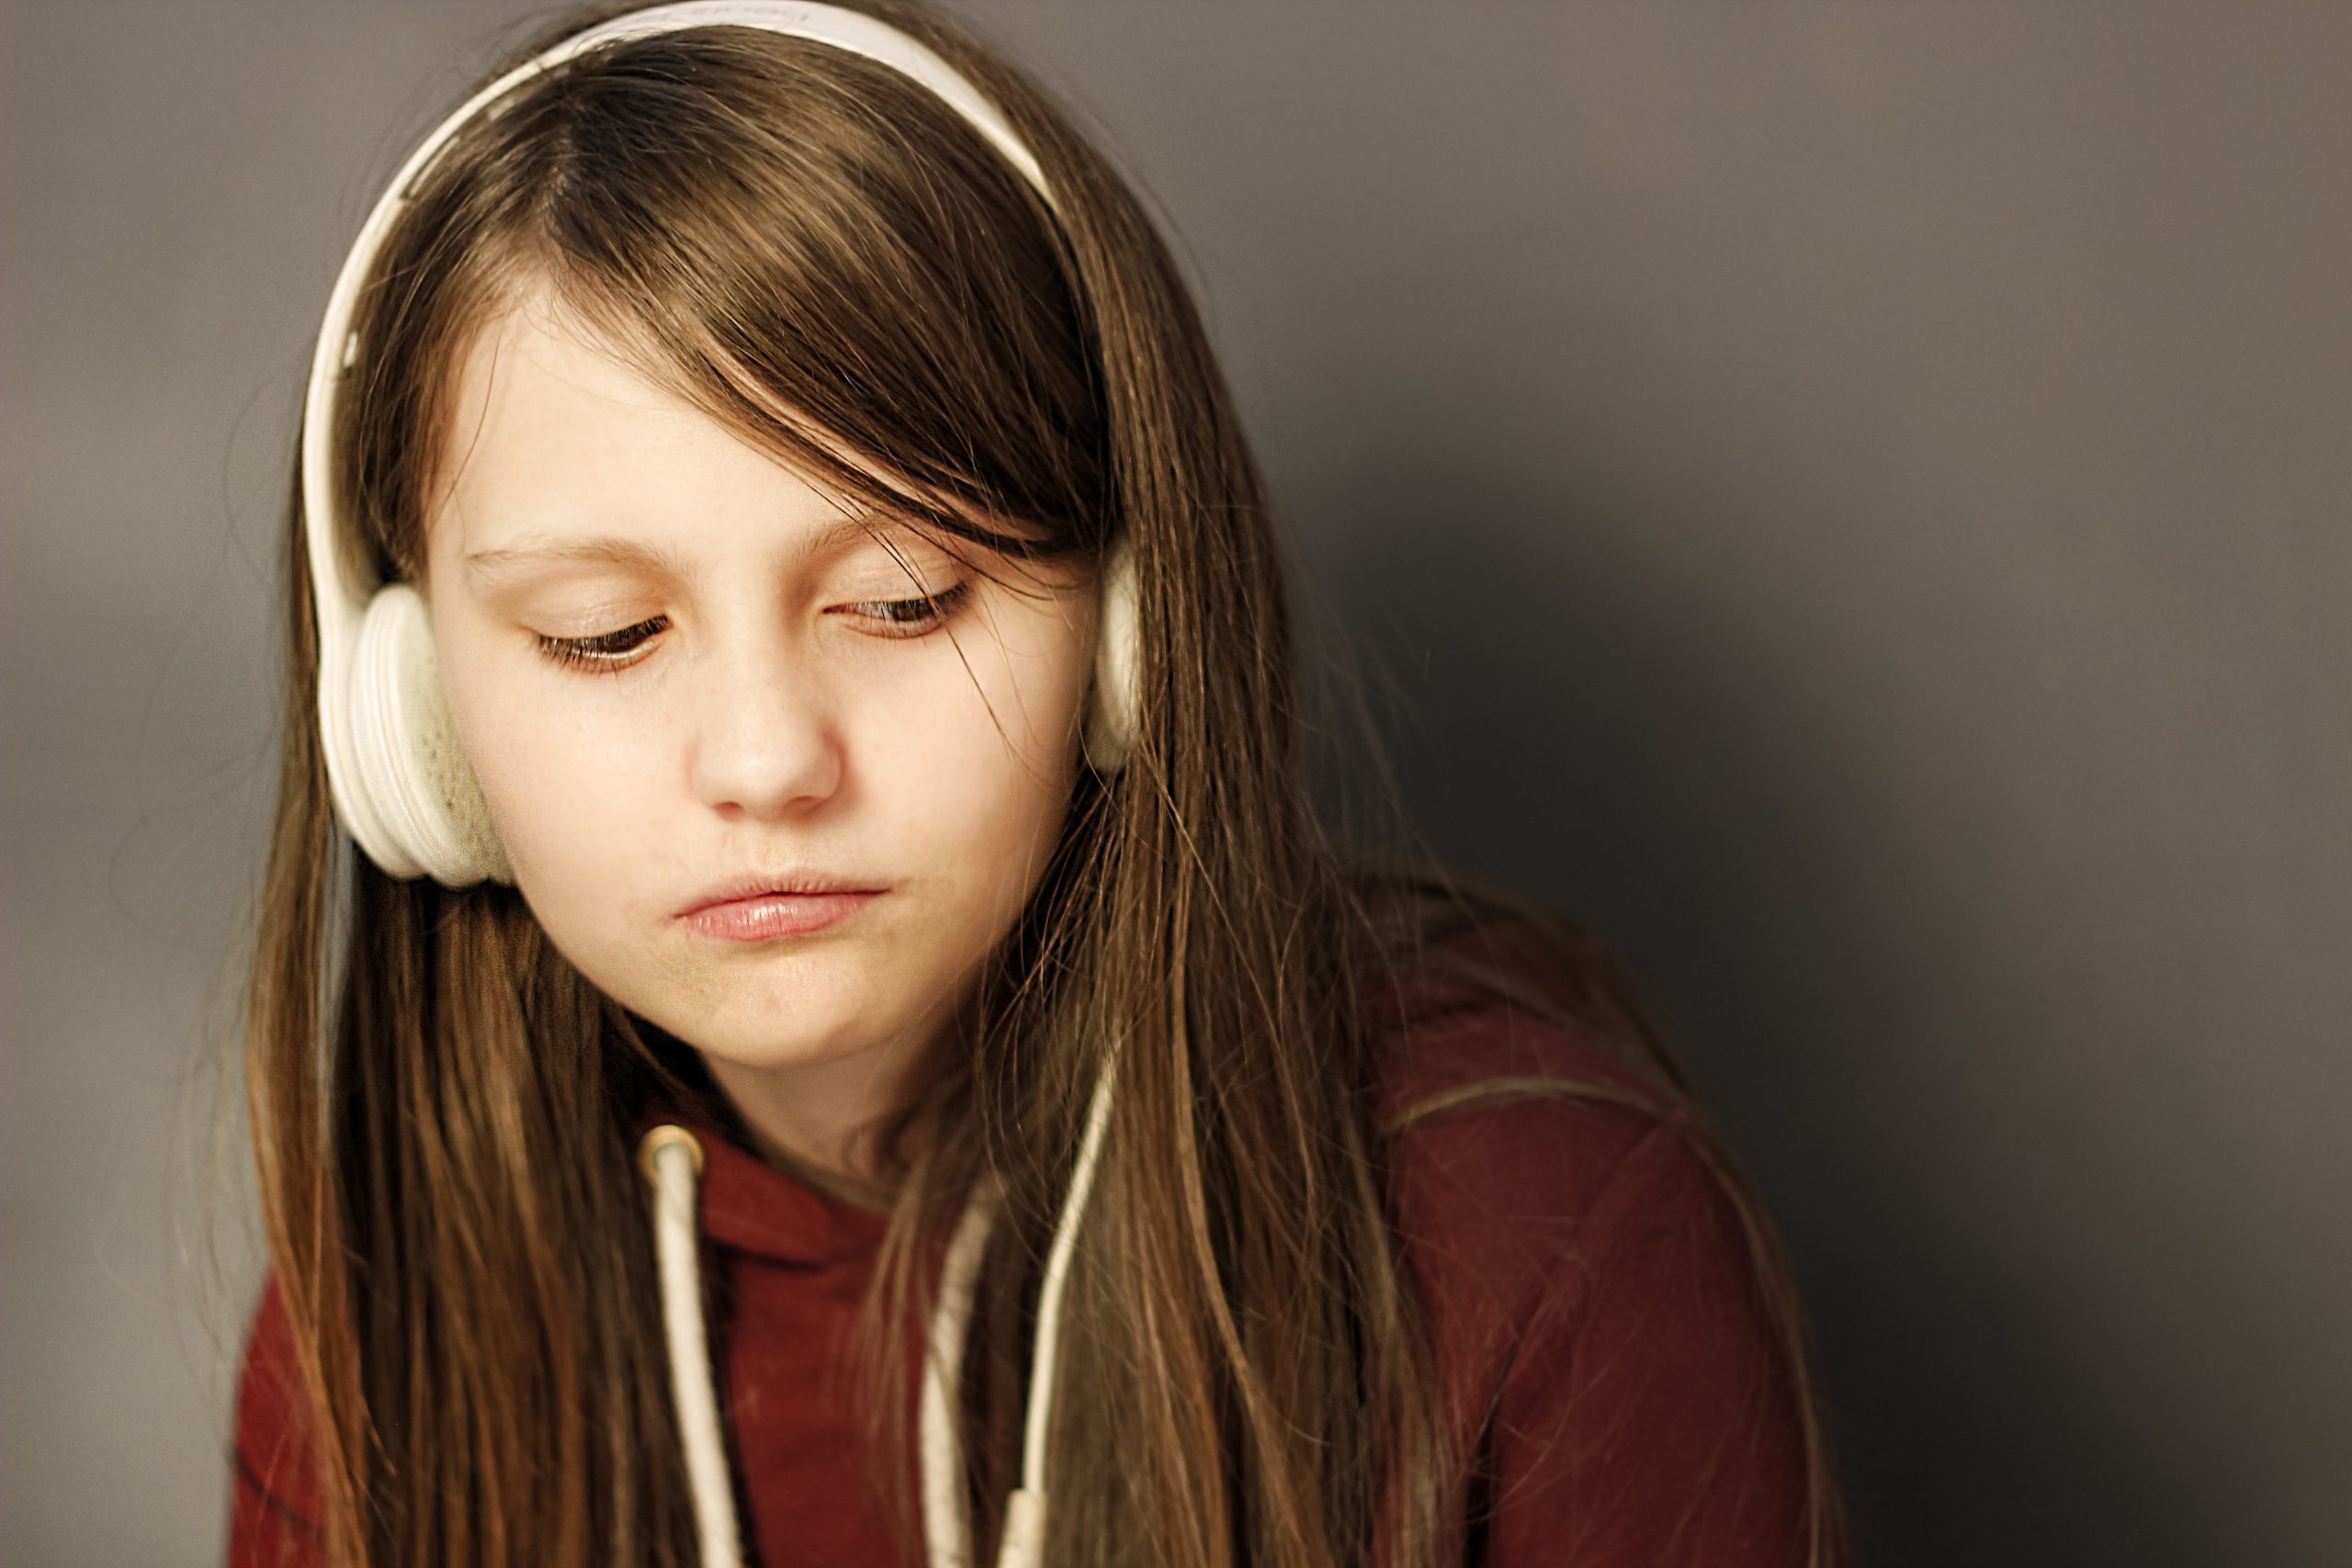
432 290 840 530
426 276 1059 571
450 287 679 427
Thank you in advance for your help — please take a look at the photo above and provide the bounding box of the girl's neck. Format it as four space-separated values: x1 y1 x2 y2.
724 1095 896 1213
695 1032 931 1212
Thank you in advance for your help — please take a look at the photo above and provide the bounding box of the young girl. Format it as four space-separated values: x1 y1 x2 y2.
226 3 1850 1565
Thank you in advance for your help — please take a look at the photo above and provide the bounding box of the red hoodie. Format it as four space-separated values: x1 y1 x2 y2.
227 917 1834 1566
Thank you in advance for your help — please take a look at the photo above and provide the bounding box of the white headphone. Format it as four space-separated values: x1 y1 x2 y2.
304 0 1141 890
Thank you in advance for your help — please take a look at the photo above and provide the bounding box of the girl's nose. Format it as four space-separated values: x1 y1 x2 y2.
685 637 844 821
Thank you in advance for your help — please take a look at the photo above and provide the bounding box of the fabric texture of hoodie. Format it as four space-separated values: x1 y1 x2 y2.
225 916 1833 1566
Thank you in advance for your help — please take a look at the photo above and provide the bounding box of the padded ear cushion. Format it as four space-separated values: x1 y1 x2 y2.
345 584 513 886
1081 536 1139 773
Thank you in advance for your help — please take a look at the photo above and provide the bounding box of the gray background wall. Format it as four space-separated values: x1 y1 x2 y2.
5 2 2346 1563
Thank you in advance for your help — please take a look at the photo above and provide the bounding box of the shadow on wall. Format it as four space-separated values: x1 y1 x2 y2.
1296 456 2253 1568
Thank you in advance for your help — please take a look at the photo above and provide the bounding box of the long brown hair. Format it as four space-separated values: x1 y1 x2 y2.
238 3 1849 1563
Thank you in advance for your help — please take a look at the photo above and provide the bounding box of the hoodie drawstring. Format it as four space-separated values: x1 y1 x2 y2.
639 1125 746 1568
636 1051 1118 1568
920 1176 1000 1568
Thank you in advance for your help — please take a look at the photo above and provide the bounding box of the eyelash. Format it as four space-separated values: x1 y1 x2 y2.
533 581 974 674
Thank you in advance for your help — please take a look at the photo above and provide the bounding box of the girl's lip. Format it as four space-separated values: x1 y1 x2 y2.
680 890 879 942
675 870 884 916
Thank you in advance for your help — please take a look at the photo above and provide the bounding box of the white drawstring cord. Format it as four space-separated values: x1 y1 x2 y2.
639 1048 1119 1568
639 1126 746 1568
994 1053 1119 1568
920 1178 1001 1568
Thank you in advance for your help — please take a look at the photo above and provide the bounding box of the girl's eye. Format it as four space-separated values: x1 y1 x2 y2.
536 615 666 674
531 583 971 675
840 580 973 638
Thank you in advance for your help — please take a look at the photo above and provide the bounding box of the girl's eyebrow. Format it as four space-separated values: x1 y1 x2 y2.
463 513 907 581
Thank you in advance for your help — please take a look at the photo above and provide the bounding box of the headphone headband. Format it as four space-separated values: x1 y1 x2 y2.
301 1 1064 880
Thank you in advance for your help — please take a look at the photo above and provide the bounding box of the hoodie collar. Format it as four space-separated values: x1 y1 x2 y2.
624 914 1568 1266
629 1092 891 1269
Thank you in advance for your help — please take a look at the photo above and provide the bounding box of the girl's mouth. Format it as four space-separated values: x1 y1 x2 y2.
679 891 880 942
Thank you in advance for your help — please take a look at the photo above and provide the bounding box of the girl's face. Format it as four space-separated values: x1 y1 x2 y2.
421 285 1096 1158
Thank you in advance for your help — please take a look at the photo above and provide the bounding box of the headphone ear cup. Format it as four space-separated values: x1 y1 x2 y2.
1081 536 1139 773
345 583 513 886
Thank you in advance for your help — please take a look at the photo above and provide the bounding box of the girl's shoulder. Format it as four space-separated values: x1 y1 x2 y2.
1357 908 1682 1130
1356 909 1709 1315
1354 913 1830 1565
227 1271 326 1563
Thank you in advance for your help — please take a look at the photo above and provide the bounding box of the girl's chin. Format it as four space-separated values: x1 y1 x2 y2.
690 1032 891 1078
662 991 890 1068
